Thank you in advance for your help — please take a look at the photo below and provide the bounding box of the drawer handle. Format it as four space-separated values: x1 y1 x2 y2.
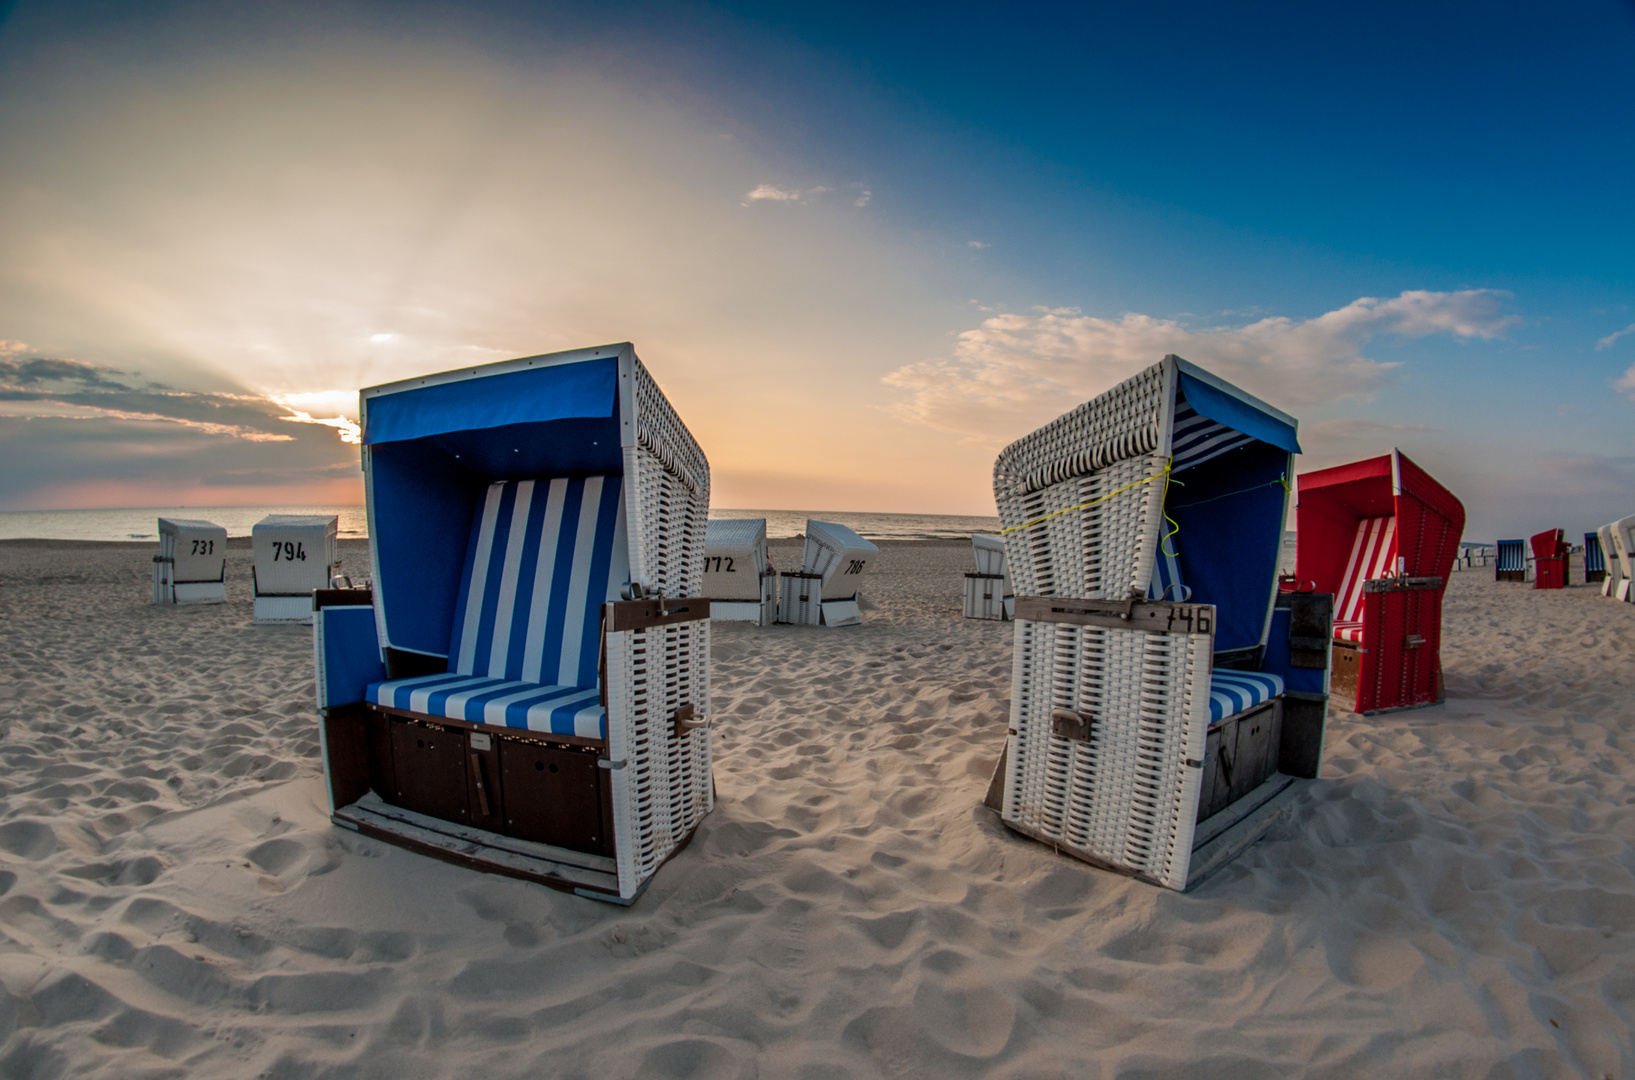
673 703 709 735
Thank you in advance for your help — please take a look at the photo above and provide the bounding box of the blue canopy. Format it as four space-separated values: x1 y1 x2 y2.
1177 370 1301 455
364 357 618 446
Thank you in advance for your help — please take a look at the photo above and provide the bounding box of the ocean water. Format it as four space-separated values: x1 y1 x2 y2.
717 509 1002 541
0 505 1000 543
0 506 371 542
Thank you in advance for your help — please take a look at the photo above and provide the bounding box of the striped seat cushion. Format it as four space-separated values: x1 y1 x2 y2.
1333 515 1395 642
1209 669 1284 724
367 673 606 739
449 475 629 686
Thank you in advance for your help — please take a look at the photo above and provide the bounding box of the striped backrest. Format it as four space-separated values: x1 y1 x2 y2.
1171 397 1256 473
448 476 629 688
1585 532 1606 574
1336 516 1397 623
1495 539 1526 572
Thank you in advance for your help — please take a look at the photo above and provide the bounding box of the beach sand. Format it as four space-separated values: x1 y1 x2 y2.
0 536 1631 1078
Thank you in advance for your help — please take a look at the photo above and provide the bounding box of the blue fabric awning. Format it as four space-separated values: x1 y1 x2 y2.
1177 371 1301 454
363 357 618 446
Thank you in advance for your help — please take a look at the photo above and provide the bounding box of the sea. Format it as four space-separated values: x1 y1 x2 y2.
0 506 1003 543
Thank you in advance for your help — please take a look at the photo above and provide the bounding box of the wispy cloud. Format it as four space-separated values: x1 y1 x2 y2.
743 183 801 204
967 240 989 249
884 289 1518 446
1595 322 1635 350
280 410 362 443
854 190 871 208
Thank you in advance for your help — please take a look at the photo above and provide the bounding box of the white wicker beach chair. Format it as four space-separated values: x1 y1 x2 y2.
704 518 776 625
778 519 877 626
311 343 712 904
989 354 1330 891
1600 523 1622 598
964 533 1012 620
1609 514 1635 603
152 518 227 604
252 514 340 624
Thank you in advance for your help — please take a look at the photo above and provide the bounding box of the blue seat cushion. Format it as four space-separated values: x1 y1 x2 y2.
368 673 607 740
1209 669 1284 724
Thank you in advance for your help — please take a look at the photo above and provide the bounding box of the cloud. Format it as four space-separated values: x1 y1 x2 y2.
854 190 871 208
744 183 801 203
967 240 988 249
0 349 310 442
1617 363 1635 401
280 410 362 443
883 289 1518 446
1595 322 1635 350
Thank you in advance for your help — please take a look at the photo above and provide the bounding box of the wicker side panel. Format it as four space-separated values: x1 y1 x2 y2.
628 445 710 599
605 619 713 899
1002 617 1210 890
627 358 710 599
998 453 1168 600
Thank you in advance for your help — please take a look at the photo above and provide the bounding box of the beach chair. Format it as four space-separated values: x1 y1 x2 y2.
986 354 1331 891
311 343 713 904
1584 531 1607 586
1609 514 1635 602
251 514 340 624
1494 539 1527 582
1295 450 1464 714
704 518 776 625
963 533 1013 620
152 518 227 604
1531 529 1568 590
778 519 877 626
1600 522 1624 598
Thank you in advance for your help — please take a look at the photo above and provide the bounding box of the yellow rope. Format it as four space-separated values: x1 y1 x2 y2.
1001 462 1172 534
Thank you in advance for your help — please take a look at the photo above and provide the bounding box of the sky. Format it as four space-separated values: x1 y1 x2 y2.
0 0 1632 540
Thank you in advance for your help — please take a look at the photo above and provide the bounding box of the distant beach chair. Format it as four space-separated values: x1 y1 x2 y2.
310 344 712 904
1531 528 1569 590
152 518 227 604
251 514 340 624
1609 514 1635 602
963 533 1012 620
704 518 776 626
1584 531 1607 586
985 354 1331 891
1295 450 1464 714
778 519 877 626
1494 539 1527 583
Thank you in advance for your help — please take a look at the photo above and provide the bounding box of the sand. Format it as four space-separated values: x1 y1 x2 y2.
0 536 1631 1079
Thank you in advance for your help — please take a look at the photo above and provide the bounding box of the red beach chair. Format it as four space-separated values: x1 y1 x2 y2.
1530 528 1568 590
1295 450 1464 714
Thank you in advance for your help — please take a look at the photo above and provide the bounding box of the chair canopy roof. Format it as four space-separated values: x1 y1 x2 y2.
1530 528 1568 560
1296 449 1465 598
361 344 708 662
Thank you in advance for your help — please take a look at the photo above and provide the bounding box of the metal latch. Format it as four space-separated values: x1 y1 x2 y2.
1051 707 1094 742
1405 634 1426 649
598 758 627 770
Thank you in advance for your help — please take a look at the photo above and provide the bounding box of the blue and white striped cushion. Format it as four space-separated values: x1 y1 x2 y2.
367 672 606 739
1209 669 1284 724
1496 540 1526 573
448 476 629 686
1171 398 1256 473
